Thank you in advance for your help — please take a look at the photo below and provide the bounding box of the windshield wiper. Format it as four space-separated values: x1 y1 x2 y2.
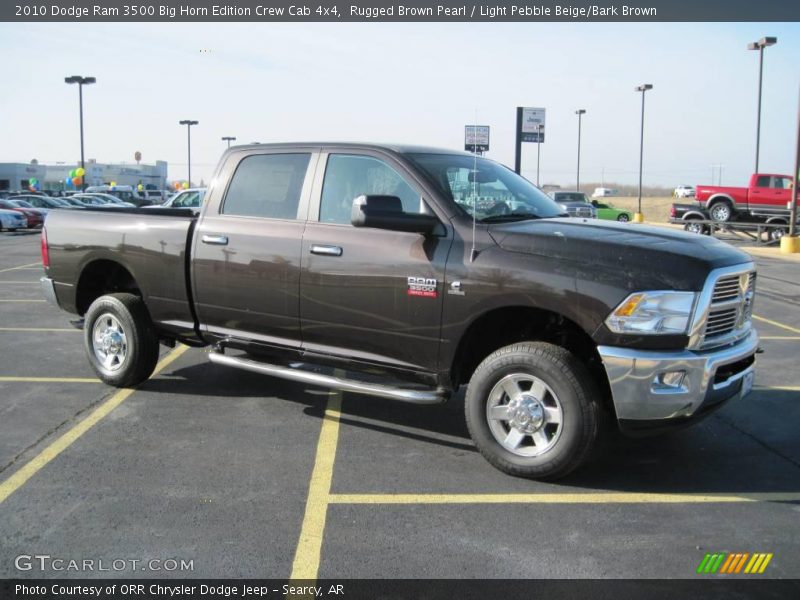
479 213 544 223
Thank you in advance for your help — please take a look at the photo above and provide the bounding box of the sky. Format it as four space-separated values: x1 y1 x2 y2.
0 21 798 188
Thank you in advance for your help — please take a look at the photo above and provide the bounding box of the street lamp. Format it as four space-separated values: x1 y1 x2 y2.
64 75 96 190
634 84 653 222
748 36 777 173
179 120 199 186
222 136 236 149
575 109 586 190
536 123 543 186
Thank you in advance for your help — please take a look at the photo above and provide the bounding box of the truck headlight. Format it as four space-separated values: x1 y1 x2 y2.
606 291 697 335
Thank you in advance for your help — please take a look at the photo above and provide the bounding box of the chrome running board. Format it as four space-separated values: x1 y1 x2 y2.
208 351 445 405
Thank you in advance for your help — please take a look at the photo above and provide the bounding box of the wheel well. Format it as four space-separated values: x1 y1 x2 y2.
708 195 733 207
75 260 141 316
450 306 612 409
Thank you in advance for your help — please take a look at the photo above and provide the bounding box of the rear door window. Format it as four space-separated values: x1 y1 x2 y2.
222 153 311 219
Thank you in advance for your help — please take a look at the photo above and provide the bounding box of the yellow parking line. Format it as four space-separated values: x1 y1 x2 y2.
328 492 800 505
0 377 99 383
754 315 800 335
290 393 342 580
0 262 40 273
0 345 188 505
0 328 78 332
760 385 800 392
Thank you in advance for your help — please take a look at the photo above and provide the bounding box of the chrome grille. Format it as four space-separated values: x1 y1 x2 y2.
700 270 756 347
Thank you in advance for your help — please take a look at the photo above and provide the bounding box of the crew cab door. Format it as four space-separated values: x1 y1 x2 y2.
191 149 318 350
299 151 451 375
749 175 793 213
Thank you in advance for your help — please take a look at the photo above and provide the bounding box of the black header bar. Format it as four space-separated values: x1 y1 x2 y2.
3 1 799 22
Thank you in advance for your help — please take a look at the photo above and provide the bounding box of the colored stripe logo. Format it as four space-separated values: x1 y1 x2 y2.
697 552 773 574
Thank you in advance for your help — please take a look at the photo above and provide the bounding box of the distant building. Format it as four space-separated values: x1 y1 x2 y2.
0 160 168 192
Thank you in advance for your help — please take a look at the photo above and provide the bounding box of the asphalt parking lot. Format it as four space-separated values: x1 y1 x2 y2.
0 229 798 580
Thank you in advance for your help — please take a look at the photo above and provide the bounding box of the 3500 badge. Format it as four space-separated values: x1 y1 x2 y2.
407 277 438 298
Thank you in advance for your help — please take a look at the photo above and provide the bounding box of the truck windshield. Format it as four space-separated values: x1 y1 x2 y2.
407 153 565 222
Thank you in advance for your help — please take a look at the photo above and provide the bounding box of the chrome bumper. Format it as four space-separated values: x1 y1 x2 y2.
40 276 59 308
598 330 758 423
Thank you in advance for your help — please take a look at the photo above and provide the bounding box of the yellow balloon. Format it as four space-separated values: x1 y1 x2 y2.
110 181 117 187
182 182 189 189
75 167 85 177
137 184 144 191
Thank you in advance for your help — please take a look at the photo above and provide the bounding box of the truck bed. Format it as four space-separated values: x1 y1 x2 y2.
45 207 199 340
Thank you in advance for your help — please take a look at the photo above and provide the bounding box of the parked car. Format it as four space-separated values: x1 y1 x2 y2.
674 185 696 199
591 187 616 198
4 198 49 218
550 191 596 218
142 188 206 210
9 195 74 210
0 208 27 231
72 194 136 208
41 142 759 480
695 173 798 222
85 185 153 207
590 200 632 222
0 199 44 228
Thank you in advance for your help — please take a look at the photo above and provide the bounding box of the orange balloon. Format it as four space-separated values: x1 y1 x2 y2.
72 176 82 186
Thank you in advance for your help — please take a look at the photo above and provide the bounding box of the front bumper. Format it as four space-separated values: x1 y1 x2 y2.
598 330 758 432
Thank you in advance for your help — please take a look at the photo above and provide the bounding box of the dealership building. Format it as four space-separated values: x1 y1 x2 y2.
0 160 168 192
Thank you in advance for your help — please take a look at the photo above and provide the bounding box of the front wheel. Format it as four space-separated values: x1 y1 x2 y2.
465 342 599 480
84 293 160 387
617 213 630 222
708 201 733 223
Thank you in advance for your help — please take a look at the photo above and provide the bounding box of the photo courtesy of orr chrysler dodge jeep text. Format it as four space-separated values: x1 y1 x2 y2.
40 143 759 479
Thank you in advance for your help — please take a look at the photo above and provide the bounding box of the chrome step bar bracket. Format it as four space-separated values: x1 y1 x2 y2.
207 351 445 405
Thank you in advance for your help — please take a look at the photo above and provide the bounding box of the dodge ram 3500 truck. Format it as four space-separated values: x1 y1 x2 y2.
41 143 759 479
696 173 799 222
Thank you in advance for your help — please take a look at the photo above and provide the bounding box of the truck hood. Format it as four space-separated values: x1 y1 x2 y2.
487 218 752 290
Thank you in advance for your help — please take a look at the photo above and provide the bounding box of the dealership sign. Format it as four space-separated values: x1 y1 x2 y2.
464 125 490 152
520 107 545 142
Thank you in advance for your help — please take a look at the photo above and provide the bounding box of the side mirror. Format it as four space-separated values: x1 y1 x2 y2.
351 195 441 235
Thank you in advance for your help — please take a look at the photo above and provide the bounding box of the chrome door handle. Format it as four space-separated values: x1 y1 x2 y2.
201 234 228 245
310 244 343 256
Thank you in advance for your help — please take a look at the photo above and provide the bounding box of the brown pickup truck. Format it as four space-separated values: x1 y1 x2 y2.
41 143 759 479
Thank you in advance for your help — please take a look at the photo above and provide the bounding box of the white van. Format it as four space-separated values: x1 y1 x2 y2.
592 187 616 198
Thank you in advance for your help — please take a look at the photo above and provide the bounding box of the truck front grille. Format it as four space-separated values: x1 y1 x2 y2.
698 270 756 349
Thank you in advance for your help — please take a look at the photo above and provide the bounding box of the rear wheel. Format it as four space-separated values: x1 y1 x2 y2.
465 342 599 480
684 220 706 235
84 293 160 387
768 226 787 243
708 201 733 223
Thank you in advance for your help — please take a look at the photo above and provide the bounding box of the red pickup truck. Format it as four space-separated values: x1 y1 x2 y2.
696 173 798 222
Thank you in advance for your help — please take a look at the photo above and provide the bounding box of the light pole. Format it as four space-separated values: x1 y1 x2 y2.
634 84 653 223
64 75 96 190
179 120 199 186
222 136 236 149
784 83 800 252
575 109 586 190
536 123 543 186
748 37 777 173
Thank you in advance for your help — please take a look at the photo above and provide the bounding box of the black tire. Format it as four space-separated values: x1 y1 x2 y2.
768 226 786 243
708 200 733 223
684 220 705 235
84 293 160 387
465 342 599 480
617 213 630 222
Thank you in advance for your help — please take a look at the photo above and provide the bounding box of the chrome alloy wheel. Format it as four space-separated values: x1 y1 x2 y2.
486 373 563 457
92 313 129 372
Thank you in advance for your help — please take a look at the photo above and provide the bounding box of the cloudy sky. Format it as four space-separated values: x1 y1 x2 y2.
1 21 798 187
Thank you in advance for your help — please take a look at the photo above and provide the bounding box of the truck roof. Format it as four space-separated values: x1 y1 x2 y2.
227 142 473 156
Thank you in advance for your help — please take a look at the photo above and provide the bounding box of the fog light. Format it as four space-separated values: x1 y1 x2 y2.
652 370 686 391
